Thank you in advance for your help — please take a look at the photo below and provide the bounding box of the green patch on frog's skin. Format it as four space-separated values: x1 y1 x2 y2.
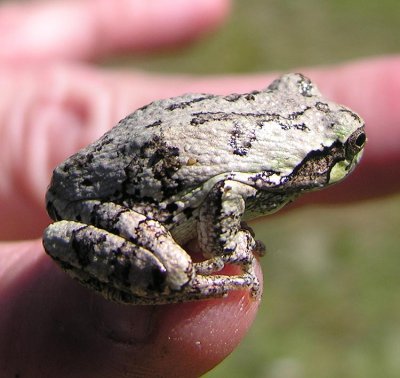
43 73 366 304
329 149 364 184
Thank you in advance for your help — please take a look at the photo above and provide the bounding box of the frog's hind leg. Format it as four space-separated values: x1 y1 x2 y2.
44 200 261 303
43 220 173 298
53 200 195 290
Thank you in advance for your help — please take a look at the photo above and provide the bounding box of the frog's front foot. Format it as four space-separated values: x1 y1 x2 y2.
193 229 261 299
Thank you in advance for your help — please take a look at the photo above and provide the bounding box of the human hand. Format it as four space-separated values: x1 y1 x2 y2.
1 1 261 377
1 0 399 377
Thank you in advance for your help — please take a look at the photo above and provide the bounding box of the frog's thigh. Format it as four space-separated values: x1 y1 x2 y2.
43 220 171 296
77 201 194 290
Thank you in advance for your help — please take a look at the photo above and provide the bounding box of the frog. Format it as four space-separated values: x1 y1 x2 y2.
43 73 366 304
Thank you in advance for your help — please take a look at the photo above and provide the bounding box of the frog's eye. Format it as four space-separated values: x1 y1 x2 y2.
345 127 366 160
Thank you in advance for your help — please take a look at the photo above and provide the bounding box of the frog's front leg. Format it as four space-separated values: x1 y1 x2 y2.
196 180 264 297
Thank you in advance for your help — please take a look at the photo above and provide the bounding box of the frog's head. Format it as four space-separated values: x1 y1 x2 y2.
325 124 366 185
283 122 366 192
274 88 367 193
248 74 366 194
245 109 365 219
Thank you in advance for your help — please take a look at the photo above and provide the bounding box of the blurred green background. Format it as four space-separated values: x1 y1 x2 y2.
126 1 400 377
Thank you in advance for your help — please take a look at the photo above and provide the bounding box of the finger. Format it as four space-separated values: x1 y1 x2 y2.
0 0 230 63
0 240 262 377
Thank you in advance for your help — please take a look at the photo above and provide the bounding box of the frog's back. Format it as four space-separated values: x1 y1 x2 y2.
48 91 274 204
47 93 227 206
47 74 363 208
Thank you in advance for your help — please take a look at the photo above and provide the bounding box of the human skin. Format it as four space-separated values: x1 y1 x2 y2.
1 0 399 377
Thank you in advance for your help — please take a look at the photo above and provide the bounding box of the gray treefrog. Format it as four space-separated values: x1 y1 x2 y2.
43 73 366 304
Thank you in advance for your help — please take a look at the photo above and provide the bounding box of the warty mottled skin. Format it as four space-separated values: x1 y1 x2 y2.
43 73 366 304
